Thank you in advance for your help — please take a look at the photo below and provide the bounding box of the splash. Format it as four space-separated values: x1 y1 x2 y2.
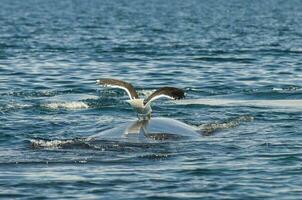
42 101 89 110
272 86 301 91
30 138 89 149
30 139 75 148
0 103 32 113
199 115 254 135
29 138 153 152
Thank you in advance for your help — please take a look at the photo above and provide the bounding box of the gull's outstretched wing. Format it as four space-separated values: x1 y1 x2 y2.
96 79 139 100
143 87 185 106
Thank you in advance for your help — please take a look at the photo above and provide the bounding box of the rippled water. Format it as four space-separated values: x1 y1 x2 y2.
1 0 302 199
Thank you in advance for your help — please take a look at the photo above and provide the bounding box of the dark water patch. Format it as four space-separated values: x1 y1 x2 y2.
192 56 256 63
180 167 231 177
0 132 19 144
223 48 302 56
137 153 172 160
0 194 29 199
257 48 302 55
29 137 172 152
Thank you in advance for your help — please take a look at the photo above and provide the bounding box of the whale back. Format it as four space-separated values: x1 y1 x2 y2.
144 118 198 139
89 117 199 142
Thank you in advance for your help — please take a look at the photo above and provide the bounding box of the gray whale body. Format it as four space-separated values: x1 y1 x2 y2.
89 118 200 143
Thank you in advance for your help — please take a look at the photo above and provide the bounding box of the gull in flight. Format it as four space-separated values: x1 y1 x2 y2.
96 78 185 119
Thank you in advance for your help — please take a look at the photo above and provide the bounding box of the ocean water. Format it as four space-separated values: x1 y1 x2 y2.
1 0 302 199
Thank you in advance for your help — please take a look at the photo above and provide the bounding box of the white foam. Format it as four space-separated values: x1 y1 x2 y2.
289 48 302 52
43 101 89 110
199 115 254 134
7 103 32 109
0 103 32 113
30 139 74 148
272 88 283 91
272 87 301 91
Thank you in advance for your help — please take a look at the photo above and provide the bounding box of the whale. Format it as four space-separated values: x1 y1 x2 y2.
29 117 200 149
87 115 253 143
88 117 201 143
30 115 253 149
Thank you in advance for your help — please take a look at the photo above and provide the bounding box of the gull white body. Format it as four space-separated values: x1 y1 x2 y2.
127 99 152 119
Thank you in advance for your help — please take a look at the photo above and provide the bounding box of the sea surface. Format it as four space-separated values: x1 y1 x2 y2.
1 0 302 199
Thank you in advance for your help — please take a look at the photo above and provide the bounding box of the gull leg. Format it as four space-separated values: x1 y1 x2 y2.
147 113 151 120
141 120 149 138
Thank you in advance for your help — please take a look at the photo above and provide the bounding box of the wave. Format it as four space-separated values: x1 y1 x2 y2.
1 90 67 98
30 138 89 149
199 115 254 135
0 101 90 113
192 56 255 63
0 103 32 113
175 99 302 108
30 139 75 148
272 86 301 92
42 101 89 110
29 138 160 152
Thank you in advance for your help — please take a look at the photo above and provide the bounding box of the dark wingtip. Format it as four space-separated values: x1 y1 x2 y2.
95 78 139 99
168 87 185 100
143 87 185 105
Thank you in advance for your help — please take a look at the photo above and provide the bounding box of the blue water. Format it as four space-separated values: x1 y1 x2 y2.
1 0 302 199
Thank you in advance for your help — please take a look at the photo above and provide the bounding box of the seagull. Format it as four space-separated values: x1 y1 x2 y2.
96 78 185 119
